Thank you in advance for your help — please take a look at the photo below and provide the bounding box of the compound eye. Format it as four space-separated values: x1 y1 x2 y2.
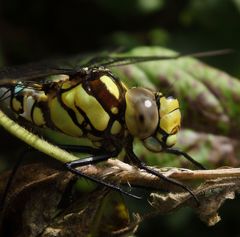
125 88 158 139
143 136 163 152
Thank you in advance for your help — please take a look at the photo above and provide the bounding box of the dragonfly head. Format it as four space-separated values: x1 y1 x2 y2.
125 88 181 152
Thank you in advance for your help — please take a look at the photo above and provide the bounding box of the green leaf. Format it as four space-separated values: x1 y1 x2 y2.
112 46 240 167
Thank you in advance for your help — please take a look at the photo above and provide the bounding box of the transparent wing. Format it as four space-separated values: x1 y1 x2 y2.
0 49 231 81
0 62 75 82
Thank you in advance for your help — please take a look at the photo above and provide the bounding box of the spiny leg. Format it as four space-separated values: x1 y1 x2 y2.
165 148 206 170
127 148 200 205
43 144 141 199
65 152 141 200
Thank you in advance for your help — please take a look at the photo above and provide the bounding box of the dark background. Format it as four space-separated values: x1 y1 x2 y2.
0 0 239 75
0 0 240 236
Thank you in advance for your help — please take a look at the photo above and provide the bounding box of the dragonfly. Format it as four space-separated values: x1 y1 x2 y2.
0 48 226 206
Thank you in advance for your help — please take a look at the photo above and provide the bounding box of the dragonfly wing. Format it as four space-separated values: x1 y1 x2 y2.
0 61 77 81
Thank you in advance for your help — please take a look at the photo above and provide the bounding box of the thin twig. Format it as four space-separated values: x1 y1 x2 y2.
77 159 240 189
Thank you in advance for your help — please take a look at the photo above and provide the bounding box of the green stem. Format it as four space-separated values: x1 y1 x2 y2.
0 110 78 163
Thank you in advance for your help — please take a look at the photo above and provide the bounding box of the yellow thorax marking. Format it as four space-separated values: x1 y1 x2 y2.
12 98 22 112
111 120 122 135
49 97 83 137
32 107 45 126
75 84 110 131
100 75 120 99
61 88 85 125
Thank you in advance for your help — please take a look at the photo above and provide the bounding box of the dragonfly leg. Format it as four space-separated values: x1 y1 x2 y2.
164 148 206 170
65 153 141 200
127 148 200 205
